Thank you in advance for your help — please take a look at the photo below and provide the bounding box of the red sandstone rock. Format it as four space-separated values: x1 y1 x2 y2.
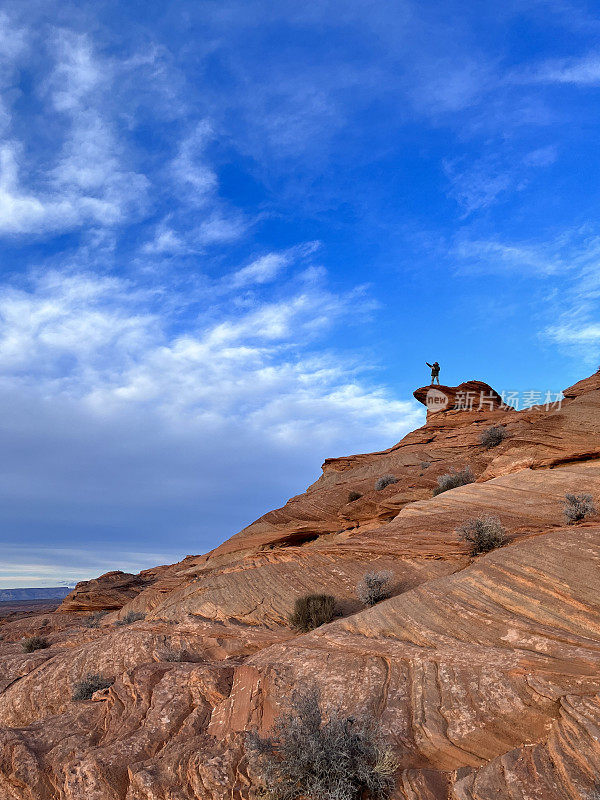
413 381 507 417
1 371 600 799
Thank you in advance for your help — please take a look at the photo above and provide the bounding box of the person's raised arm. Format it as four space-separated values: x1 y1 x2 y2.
426 362 432 368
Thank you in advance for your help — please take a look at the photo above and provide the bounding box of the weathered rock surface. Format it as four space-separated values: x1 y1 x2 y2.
59 570 152 612
1 370 600 799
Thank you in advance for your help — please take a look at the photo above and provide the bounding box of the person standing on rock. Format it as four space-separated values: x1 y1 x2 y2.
426 361 440 385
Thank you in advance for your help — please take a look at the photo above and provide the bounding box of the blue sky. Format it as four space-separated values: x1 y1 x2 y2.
0 0 598 587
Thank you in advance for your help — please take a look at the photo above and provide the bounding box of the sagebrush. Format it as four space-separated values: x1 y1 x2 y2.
480 425 507 449
375 475 397 491
22 636 49 653
289 594 335 632
115 611 146 626
245 686 399 800
161 650 186 662
83 612 106 628
457 515 507 555
356 571 393 607
564 493 596 523
72 673 114 701
433 467 475 496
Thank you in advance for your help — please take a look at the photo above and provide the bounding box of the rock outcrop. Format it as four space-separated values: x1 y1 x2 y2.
1 370 600 799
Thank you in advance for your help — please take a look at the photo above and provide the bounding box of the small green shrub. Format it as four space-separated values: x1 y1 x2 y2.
357 571 393 607
564 493 596 523
348 491 362 503
22 636 49 653
375 475 397 491
433 467 475 496
114 611 146 626
72 673 114 701
289 594 335 632
457 515 507 555
480 425 507 449
245 686 399 800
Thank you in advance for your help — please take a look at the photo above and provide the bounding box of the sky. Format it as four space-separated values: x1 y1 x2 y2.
0 0 599 587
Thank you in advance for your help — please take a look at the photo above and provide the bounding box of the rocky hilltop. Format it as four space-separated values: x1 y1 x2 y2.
1 371 600 799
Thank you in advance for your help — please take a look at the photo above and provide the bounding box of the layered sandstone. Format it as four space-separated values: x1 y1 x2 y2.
0 370 599 799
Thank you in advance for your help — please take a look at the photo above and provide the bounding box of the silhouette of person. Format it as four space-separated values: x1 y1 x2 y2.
426 361 440 385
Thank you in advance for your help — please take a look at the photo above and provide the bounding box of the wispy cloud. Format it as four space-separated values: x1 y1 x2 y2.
523 54 600 85
444 145 557 216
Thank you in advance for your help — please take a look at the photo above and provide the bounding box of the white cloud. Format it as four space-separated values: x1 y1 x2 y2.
141 220 188 255
545 323 600 344
444 144 557 216
453 237 564 274
0 26 151 236
525 54 600 85
522 145 558 168
170 121 218 200
452 226 600 361
198 211 247 244
231 253 290 287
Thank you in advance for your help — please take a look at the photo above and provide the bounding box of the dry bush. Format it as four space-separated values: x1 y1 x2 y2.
480 425 507 449
72 673 114 701
114 611 146 626
564 493 596 524
83 612 106 628
161 650 186 662
245 686 399 800
375 475 397 491
347 491 362 503
433 467 475 496
356 571 393 607
457 515 507 555
22 636 49 653
289 594 335 632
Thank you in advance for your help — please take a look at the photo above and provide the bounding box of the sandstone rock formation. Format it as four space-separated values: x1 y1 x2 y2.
1 371 600 799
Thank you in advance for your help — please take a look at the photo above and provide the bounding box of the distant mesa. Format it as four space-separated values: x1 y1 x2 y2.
0 587 72 603
413 380 508 415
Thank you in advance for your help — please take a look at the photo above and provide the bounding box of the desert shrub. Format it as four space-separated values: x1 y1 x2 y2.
245 686 398 800
375 475 397 491
356 571 393 607
480 425 507 449
348 491 362 503
161 650 185 662
420 462 431 470
114 610 146 626
432 467 475 496
289 594 335 632
457 515 507 556
72 673 114 701
564 493 596 523
22 636 49 653
83 612 106 628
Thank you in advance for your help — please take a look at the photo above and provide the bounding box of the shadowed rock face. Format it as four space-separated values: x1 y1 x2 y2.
2 371 600 799
60 570 151 612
